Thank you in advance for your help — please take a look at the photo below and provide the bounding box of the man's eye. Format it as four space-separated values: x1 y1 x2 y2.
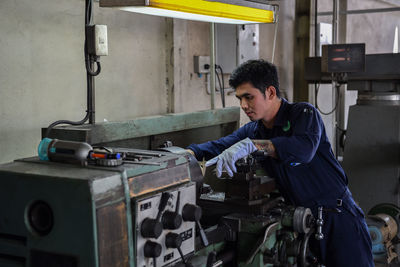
246 96 253 100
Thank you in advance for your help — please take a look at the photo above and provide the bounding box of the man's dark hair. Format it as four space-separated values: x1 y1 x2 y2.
229 59 280 97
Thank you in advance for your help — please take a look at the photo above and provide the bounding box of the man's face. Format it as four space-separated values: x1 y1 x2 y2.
235 82 271 121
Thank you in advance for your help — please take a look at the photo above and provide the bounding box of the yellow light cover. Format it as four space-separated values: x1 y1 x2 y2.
148 0 274 23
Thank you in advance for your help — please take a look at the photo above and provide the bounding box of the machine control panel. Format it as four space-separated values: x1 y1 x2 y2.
136 182 196 267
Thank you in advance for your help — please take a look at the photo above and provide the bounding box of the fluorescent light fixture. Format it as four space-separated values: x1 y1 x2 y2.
100 0 276 24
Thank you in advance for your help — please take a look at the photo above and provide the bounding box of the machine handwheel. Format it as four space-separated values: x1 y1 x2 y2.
299 231 320 267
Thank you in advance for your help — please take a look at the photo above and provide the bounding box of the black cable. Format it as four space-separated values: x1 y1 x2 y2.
85 48 101 76
338 128 347 149
85 0 93 25
45 115 90 138
336 125 347 150
84 0 101 77
215 68 225 108
45 0 98 138
217 65 225 108
314 82 340 115
336 125 346 132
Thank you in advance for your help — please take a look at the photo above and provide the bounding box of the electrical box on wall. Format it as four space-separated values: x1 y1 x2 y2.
193 56 211 74
215 24 259 74
86 25 108 56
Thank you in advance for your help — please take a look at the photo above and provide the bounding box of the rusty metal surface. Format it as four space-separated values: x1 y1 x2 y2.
157 146 204 194
128 163 190 197
97 201 129 267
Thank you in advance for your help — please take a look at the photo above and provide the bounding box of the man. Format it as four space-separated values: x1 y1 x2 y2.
187 59 373 267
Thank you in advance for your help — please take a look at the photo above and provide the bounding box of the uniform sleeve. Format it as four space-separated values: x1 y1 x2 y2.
271 104 323 164
187 122 256 161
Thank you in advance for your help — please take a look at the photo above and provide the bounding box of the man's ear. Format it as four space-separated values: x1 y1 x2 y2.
266 86 277 99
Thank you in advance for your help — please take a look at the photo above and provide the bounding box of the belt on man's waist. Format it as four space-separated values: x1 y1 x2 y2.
304 188 362 218
303 188 352 210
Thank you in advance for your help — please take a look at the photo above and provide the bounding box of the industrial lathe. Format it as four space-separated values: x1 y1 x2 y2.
0 139 331 267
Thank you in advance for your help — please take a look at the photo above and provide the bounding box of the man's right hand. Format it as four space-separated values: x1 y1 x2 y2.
205 137 257 177
186 149 195 157
253 139 277 158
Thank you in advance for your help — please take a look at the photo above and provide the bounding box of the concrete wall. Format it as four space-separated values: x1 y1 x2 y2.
0 0 292 164
0 0 168 163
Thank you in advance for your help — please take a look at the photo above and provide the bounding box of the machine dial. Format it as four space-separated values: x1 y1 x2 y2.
144 241 162 258
162 211 183 230
141 218 163 238
182 204 202 222
165 232 183 248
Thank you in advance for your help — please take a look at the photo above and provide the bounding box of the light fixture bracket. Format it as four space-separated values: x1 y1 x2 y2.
100 0 276 24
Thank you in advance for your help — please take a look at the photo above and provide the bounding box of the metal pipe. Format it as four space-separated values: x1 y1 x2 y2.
314 0 318 57
271 5 279 64
332 0 338 44
210 22 216 110
318 7 400 16
311 0 318 107
332 0 339 155
88 60 95 124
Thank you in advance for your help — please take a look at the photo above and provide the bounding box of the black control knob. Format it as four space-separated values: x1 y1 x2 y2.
144 241 162 258
165 232 183 249
141 218 163 238
162 211 183 230
182 204 202 222
165 232 188 265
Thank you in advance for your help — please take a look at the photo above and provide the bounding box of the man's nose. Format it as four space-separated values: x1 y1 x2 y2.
240 99 248 109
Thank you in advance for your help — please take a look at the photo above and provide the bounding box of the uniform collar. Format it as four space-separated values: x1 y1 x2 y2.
254 98 289 136
273 98 289 127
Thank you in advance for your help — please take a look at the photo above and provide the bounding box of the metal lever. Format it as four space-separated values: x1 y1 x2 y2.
182 204 209 246
156 192 171 221
197 220 209 247
141 193 171 238
177 246 186 265
165 232 192 266
315 206 324 240
175 191 180 213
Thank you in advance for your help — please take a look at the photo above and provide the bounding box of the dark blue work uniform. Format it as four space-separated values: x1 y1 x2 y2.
188 98 373 267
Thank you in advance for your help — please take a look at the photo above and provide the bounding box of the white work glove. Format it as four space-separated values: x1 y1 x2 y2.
205 138 257 178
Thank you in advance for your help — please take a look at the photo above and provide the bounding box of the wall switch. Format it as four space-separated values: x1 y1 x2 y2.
194 56 210 74
86 25 108 56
